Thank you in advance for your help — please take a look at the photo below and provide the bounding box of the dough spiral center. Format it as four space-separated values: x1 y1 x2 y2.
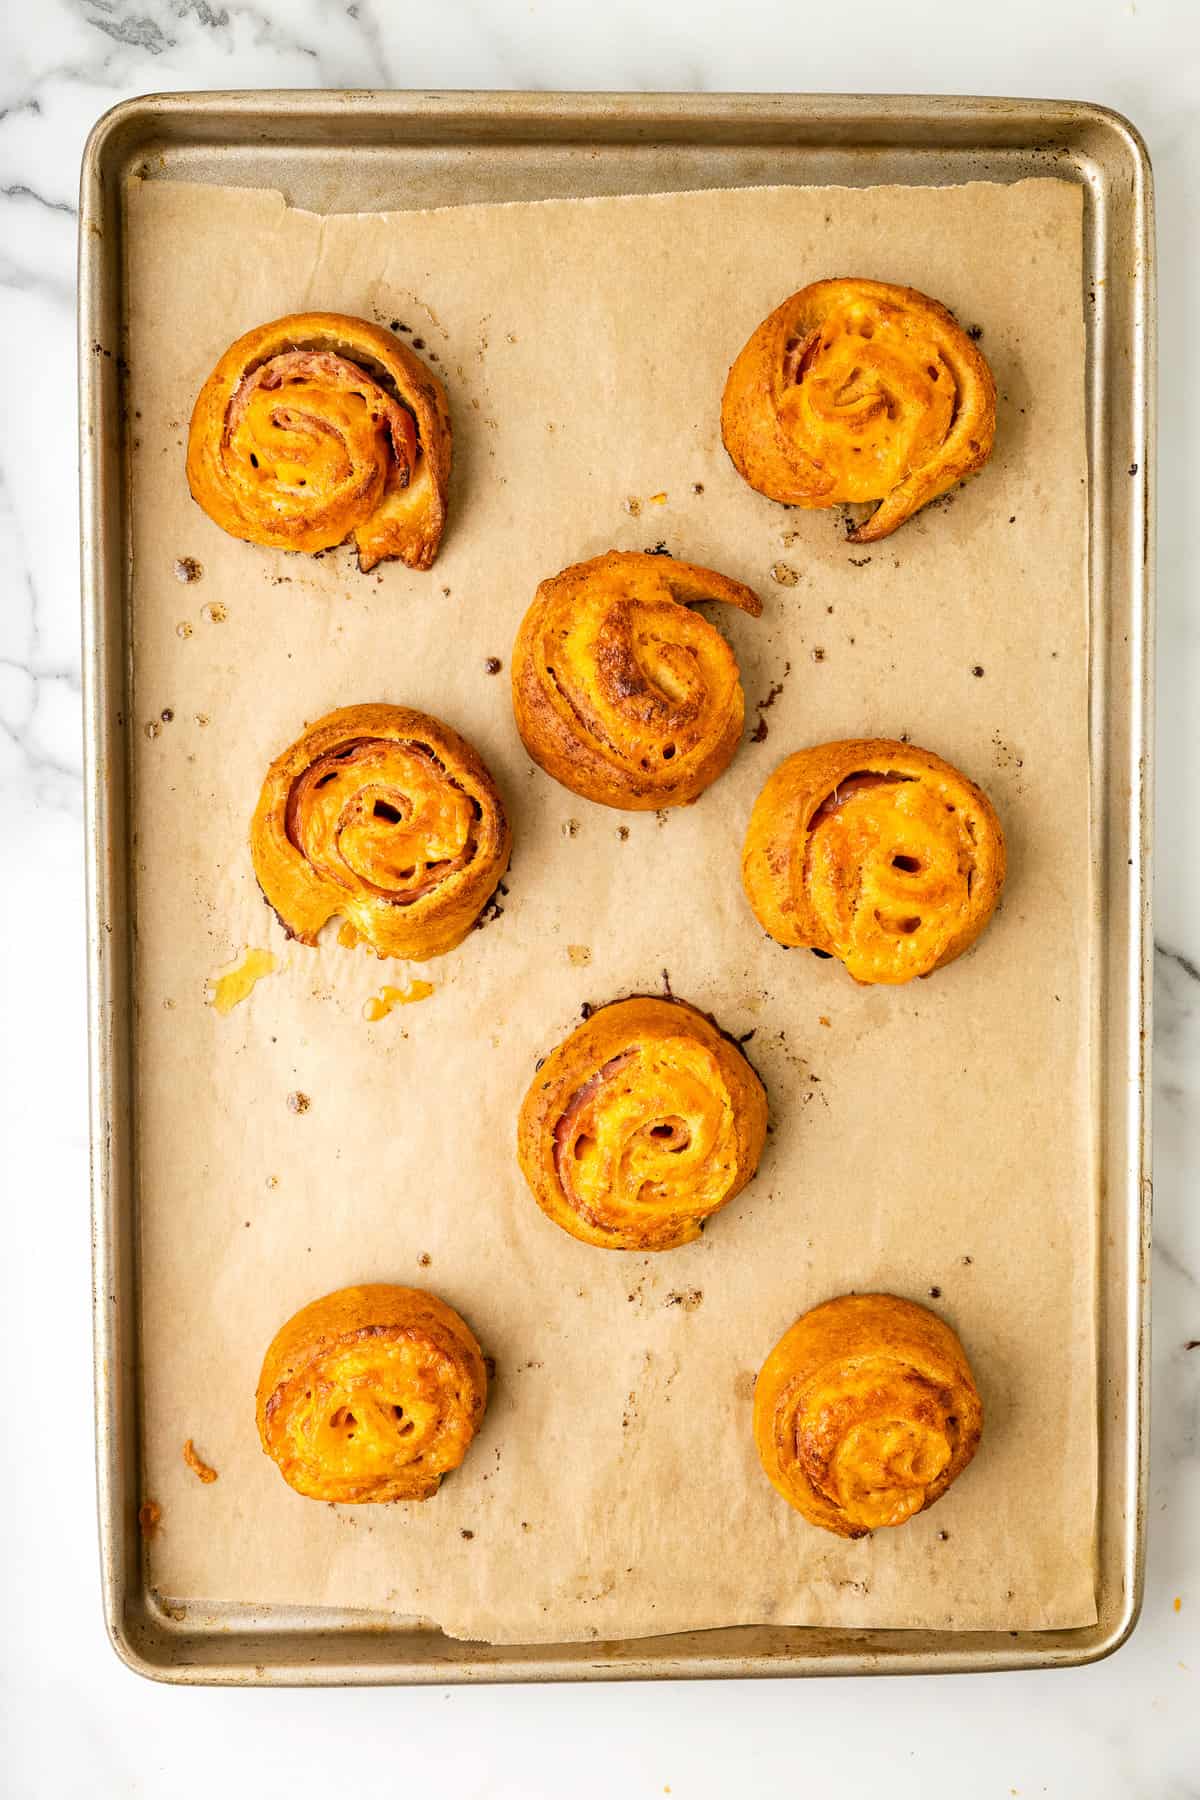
277 1335 460 1485
286 737 480 906
782 302 956 502
803 772 977 978
548 596 738 774
807 1379 958 1532
795 1361 960 1532
225 350 416 531
553 1041 736 1232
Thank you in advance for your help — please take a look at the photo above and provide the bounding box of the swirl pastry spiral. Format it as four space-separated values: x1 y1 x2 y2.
187 312 452 571
251 704 511 961
754 1293 983 1537
721 279 996 541
742 738 1005 984
518 997 768 1252
511 550 762 810
256 1285 488 1503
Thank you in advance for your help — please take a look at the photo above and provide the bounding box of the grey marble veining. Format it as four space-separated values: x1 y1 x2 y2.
2 4 1197 1795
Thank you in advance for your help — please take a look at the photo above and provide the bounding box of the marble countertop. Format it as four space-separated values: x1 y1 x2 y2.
3 3 1196 1795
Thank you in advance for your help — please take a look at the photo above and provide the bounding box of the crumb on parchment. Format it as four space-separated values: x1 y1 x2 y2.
183 1439 218 1484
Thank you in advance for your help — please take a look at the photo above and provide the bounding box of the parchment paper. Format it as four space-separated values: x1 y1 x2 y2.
126 175 1096 1641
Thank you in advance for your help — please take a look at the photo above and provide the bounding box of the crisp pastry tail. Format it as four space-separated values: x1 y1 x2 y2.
512 550 762 811
721 279 996 540
187 312 452 570
518 996 768 1251
256 1284 488 1503
741 737 1005 984
251 703 511 961
753 1293 983 1537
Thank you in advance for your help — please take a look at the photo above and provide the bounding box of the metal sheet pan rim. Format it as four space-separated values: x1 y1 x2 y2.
80 89 1154 1684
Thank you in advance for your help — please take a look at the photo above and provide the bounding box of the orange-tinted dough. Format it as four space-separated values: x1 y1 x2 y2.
518 997 768 1251
741 738 1005 984
256 1284 487 1503
187 312 451 571
754 1293 983 1537
252 704 511 961
512 551 762 810
722 279 996 541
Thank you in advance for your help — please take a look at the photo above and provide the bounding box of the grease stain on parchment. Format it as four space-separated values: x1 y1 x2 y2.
363 980 434 1021
207 948 278 1016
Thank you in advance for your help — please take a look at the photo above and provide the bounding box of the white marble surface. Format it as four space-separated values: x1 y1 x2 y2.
2 2 1197 1794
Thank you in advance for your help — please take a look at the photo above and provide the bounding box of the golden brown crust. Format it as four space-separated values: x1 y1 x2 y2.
741 738 1005 984
251 703 511 962
511 551 762 811
517 996 768 1251
186 312 452 571
256 1284 488 1503
721 279 996 541
753 1293 983 1537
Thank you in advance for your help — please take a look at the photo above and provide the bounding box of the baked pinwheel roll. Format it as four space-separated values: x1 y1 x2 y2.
754 1294 983 1537
518 997 768 1251
512 551 762 810
252 704 511 961
722 279 996 541
256 1284 488 1503
742 738 1004 984
187 313 451 571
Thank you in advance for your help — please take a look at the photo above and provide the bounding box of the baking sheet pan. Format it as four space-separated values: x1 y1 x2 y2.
80 91 1154 1683
130 173 1096 1641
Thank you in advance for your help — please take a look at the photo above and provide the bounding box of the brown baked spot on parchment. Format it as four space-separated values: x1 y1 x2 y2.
751 664 791 743
665 1289 703 1312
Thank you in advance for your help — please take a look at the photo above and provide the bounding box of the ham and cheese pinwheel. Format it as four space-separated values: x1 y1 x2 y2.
754 1293 983 1537
742 738 1005 984
722 279 996 541
187 312 451 571
518 997 768 1252
252 704 511 962
257 1285 488 1503
512 551 761 810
